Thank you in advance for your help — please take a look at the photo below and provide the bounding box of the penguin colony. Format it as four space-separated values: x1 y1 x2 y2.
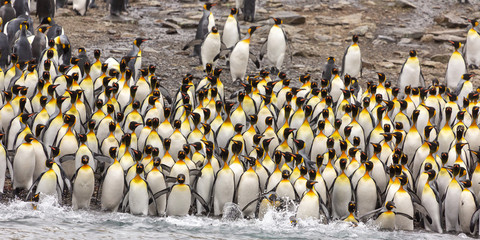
0 1 480 236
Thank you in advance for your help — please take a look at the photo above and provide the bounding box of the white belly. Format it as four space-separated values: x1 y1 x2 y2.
201 35 221 69
101 164 125 211
166 185 191 216
72 169 95 210
230 41 250 82
399 61 421 89
237 172 260 217
13 145 35 190
343 46 361 78
356 178 377 216
466 32 480 66
223 18 239 48
147 171 167 215
195 169 214 214
213 169 235 216
331 176 352 219
128 182 149 215
297 193 320 220
459 191 476 233
267 27 286 69
446 54 466 90
393 191 414 230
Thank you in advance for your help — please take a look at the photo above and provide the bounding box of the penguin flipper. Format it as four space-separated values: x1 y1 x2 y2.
122 191 130 212
395 211 415 221
249 52 260 69
160 164 171 173
192 189 210 213
59 154 75 163
413 201 432 225
26 172 45 200
358 207 382 221
164 176 177 183
94 153 114 165
470 208 480 233
152 187 170 200
259 40 267 61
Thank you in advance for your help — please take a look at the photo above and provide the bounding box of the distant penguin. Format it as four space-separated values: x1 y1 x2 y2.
322 56 336 81
71 155 95 210
445 41 466 90
229 26 260 83
110 0 124 16
0 1 16 26
464 19 480 68
398 50 424 97
36 0 55 21
194 3 215 57
13 0 28 17
73 0 90 16
13 134 36 195
223 8 240 49
200 26 221 70
341 35 362 78
127 37 149 80
243 0 255 22
261 18 288 73
13 21 32 63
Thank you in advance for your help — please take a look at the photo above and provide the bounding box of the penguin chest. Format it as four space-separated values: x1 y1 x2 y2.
466 31 480 65
129 180 149 215
230 42 250 79
332 175 352 217
101 164 125 211
223 18 239 48
36 170 58 197
73 168 95 209
355 177 377 215
459 191 476 232
237 171 260 213
343 45 361 77
13 144 35 189
400 59 421 87
213 169 235 215
276 181 295 200
446 52 466 89
201 34 221 67
267 26 286 67
376 212 396 230
195 167 215 203
167 185 192 216
297 192 320 220
393 190 413 230
169 163 190 186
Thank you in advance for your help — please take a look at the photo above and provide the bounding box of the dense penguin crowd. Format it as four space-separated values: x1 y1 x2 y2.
1 1 480 236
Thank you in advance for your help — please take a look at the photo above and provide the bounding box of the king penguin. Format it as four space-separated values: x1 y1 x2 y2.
72 155 95 210
229 26 261 83
261 18 288 74
223 8 240 49
341 35 362 78
100 147 125 212
398 50 425 98
445 41 467 91
464 19 480 68
123 164 155 215
194 3 216 57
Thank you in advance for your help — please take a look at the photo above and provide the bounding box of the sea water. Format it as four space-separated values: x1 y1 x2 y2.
0 196 471 239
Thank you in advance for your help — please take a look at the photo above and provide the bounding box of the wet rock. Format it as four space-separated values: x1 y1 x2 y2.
272 11 306 25
166 29 178 35
316 13 362 26
166 18 197 29
349 25 369 36
434 13 468 28
431 54 450 64
391 27 424 39
432 34 464 42
314 34 333 42
377 35 396 42
395 0 417 8
420 34 434 42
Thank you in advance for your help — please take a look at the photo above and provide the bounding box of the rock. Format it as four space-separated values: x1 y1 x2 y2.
395 0 417 8
432 34 464 42
166 29 178 35
316 13 362 26
399 38 412 44
435 13 468 28
379 61 395 69
272 11 306 25
107 30 117 35
156 20 180 29
329 0 349 10
420 34 434 42
377 35 396 42
423 60 443 68
349 25 369 36
391 27 424 39
166 18 197 29
429 28 465 36
56 7 74 17
430 54 450 63
314 34 333 42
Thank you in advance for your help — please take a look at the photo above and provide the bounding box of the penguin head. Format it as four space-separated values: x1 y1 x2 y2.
293 139 305 150
339 140 348 152
461 180 472 188
203 3 215 10
306 180 317 189
232 141 243 155
32 193 40 203
45 159 54 168
24 134 35 143
426 169 436 181
348 202 356 213
331 68 339 76
262 138 274 151
134 38 149 48
398 175 408 186
385 201 395 211
152 157 161 167
219 148 228 162
50 146 60 158
468 19 479 28
81 155 89 165
109 147 118 159
210 26 218 34
307 169 315 180
348 148 359 158
173 120 182 129
281 170 290 179
136 164 145 174
461 74 474 81
152 147 160 157
234 123 244 133
365 161 373 172
230 8 238 15
409 50 417 58
178 150 187 161
339 158 348 170
326 138 335 149
273 18 283 25
273 151 283 164
247 26 261 36
344 126 353 138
